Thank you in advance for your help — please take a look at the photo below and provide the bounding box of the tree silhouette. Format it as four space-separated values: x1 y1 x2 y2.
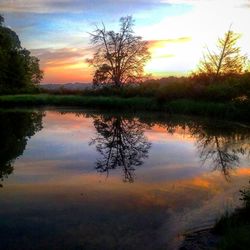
0 111 44 187
197 29 247 80
0 14 43 91
90 115 151 182
87 16 151 87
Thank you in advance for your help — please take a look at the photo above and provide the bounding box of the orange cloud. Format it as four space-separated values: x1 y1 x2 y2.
147 37 192 47
31 47 94 83
32 37 193 83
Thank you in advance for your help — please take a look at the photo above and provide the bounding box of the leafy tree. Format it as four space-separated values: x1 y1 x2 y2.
197 29 247 80
0 14 43 91
88 16 151 87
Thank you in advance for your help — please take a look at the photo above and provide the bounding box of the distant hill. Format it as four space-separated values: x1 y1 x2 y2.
40 83 92 91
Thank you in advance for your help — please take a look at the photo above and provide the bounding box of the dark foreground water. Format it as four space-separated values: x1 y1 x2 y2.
0 108 250 250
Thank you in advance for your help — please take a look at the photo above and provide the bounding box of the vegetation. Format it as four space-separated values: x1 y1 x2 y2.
0 94 250 122
214 182 250 250
39 73 250 104
87 16 150 87
0 14 43 93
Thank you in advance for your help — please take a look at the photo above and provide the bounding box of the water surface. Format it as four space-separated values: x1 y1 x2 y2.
0 108 250 250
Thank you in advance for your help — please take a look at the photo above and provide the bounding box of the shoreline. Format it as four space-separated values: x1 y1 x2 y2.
0 94 249 122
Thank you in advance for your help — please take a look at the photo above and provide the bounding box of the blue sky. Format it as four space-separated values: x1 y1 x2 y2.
1 0 250 83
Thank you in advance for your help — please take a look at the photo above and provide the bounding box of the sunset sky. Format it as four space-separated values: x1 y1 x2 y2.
1 0 250 83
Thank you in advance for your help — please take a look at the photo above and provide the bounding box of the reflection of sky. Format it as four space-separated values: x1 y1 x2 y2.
9 111 206 185
7 110 250 185
1 110 250 249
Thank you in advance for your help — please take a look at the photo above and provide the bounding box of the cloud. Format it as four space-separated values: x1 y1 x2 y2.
147 37 192 47
30 47 93 68
0 0 172 14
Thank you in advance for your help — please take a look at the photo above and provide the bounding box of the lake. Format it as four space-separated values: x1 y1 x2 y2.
0 108 250 250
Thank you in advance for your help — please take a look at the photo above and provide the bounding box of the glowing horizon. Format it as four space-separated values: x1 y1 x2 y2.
1 0 250 83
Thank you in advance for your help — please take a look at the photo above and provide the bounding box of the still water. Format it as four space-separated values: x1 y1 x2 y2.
0 108 250 250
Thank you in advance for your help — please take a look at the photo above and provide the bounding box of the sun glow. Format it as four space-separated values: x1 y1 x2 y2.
143 0 250 77
2 0 249 83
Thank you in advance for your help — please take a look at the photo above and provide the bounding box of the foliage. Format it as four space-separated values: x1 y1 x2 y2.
87 16 151 87
0 14 43 92
39 73 250 104
197 29 247 81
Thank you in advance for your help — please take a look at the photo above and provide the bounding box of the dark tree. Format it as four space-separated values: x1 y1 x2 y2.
0 15 4 26
0 110 44 187
88 16 151 87
0 14 43 91
90 115 151 182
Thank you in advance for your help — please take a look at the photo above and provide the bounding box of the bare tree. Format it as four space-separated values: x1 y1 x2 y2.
87 16 151 87
198 29 247 80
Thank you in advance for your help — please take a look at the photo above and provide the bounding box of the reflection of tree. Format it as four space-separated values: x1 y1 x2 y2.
90 115 151 182
161 118 250 180
195 130 249 180
61 110 250 181
0 111 43 187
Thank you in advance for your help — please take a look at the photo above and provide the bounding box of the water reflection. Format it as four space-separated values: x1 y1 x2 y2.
0 110 250 250
157 118 250 180
0 110 43 187
1 109 250 185
90 114 151 182
61 111 250 181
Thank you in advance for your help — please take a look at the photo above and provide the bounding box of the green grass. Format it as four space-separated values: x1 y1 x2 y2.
0 94 249 122
0 94 155 110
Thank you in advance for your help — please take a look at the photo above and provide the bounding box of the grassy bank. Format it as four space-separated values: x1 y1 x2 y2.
0 94 249 122
180 183 250 250
213 184 250 250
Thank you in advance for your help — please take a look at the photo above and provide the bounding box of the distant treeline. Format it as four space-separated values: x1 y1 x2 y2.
41 74 250 103
0 15 43 93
